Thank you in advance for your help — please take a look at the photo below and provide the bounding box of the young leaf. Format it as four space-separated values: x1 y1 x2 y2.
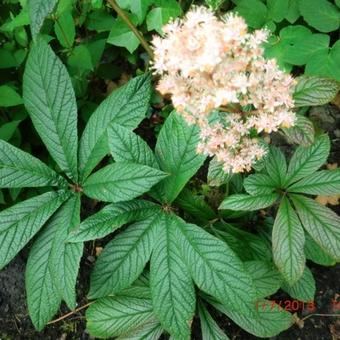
219 193 279 211
304 233 336 266
83 162 167 202
89 214 161 298
282 115 315 147
291 194 340 261
150 214 195 339
152 112 205 203
0 139 66 188
107 123 158 168
0 84 23 107
23 38 78 181
285 134 330 186
68 200 159 243
293 76 339 107
178 221 257 316
281 267 316 302
207 157 232 187
272 197 305 284
78 73 151 181
28 0 58 39
207 297 293 338
0 190 68 270
288 169 340 195
86 296 156 338
25 219 62 331
49 195 83 310
244 174 276 195
264 147 287 187
198 300 229 340
244 261 281 299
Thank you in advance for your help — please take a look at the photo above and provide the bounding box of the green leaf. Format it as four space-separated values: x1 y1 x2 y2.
0 139 66 188
152 112 205 203
282 115 315 147
0 190 68 270
285 134 330 186
178 221 257 316
0 120 21 142
107 15 140 53
219 193 279 211
244 174 276 195
78 73 152 181
293 76 339 107
207 297 293 338
234 0 268 28
86 9 115 32
49 195 83 310
244 261 281 299
86 296 156 338
207 157 232 187
267 0 289 22
198 300 229 340
150 214 195 339
272 197 305 284
28 0 58 39
281 267 316 302
26 218 62 331
118 320 163 340
0 85 23 107
146 0 182 34
129 0 153 23
89 214 160 298
23 38 78 181
298 0 340 33
204 0 224 11
288 169 340 195
291 194 340 261
304 233 336 266
54 11 75 48
83 162 167 203
285 0 300 23
68 200 159 242
305 40 340 81
264 147 287 188
108 123 158 168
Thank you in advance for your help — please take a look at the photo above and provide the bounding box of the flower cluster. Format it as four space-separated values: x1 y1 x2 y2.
151 6 296 173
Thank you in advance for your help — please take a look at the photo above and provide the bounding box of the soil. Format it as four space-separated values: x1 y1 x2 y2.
1 104 340 340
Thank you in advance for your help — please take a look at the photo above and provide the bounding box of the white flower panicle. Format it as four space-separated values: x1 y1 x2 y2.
151 6 296 173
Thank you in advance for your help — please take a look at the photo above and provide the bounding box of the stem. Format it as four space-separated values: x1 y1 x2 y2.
47 302 93 325
106 0 154 59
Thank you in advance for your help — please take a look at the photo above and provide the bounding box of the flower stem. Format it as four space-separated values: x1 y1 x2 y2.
106 0 154 59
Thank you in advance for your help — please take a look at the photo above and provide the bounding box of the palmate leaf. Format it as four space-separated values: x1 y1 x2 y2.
244 174 276 195
282 115 315 147
288 169 340 195
152 112 205 203
207 157 232 187
178 221 257 316
150 213 195 339
293 76 339 107
28 0 58 39
23 38 78 181
207 296 293 338
78 73 151 181
118 320 163 340
198 300 230 340
89 214 161 299
305 233 336 266
281 267 316 302
291 194 340 261
0 190 69 270
219 193 279 211
26 195 82 330
107 123 158 168
83 162 167 202
264 147 287 188
0 139 66 188
86 295 157 338
68 200 159 243
272 197 306 284
285 134 330 186
49 195 83 309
